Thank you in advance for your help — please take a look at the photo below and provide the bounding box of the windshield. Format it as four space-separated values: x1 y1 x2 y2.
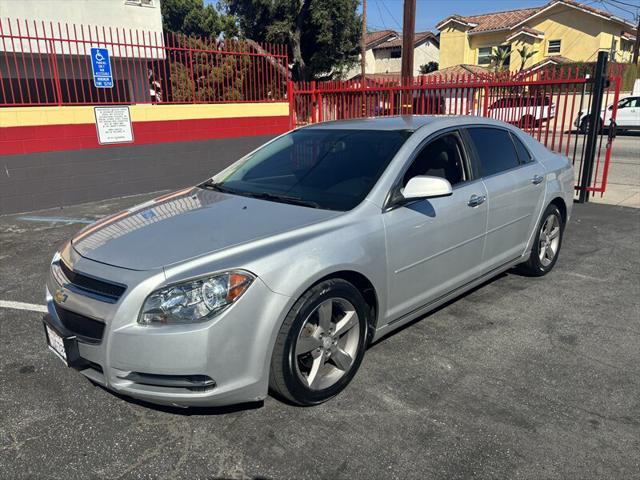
205 129 411 211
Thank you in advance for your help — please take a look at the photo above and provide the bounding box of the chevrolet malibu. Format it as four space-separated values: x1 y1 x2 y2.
43 116 573 407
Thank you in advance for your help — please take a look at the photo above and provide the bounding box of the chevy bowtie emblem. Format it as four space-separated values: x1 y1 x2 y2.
54 289 68 304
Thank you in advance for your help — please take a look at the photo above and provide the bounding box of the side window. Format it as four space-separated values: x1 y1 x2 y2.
617 98 631 109
510 132 532 164
466 127 520 177
403 133 466 186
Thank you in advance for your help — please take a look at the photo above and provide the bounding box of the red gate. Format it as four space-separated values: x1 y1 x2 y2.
290 64 622 198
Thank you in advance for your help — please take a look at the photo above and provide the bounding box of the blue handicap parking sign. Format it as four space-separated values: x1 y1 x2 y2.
90 47 113 88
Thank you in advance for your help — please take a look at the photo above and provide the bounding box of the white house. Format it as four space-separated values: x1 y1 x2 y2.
0 0 164 103
346 30 440 79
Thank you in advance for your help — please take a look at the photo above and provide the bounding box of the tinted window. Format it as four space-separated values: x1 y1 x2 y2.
467 127 520 177
510 133 532 163
404 133 466 186
209 129 411 211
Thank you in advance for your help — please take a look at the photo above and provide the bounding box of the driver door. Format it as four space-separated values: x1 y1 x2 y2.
615 97 640 128
382 130 488 322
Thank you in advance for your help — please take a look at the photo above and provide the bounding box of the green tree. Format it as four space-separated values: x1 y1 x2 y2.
490 46 511 73
161 0 236 37
419 61 438 74
225 0 361 81
516 45 538 73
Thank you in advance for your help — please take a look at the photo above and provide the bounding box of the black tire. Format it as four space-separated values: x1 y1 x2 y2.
519 115 536 129
579 116 603 134
269 278 369 406
520 204 564 277
578 117 589 134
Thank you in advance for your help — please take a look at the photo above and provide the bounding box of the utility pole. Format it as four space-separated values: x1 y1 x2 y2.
361 0 367 80
401 0 416 82
633 15 640 64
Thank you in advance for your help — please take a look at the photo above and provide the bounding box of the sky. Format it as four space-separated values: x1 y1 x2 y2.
207 0 639 32
363 0 639 33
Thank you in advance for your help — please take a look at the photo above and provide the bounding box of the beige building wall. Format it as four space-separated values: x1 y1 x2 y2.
439 4 635 72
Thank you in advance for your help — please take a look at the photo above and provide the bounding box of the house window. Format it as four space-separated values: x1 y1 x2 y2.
390 48 402 59
478 47 492 65
548 40 561 54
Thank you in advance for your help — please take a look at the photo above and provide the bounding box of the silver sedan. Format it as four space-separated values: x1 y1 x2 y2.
43 116 573 407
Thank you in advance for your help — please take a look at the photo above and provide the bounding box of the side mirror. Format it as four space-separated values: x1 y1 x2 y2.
402 176 453 201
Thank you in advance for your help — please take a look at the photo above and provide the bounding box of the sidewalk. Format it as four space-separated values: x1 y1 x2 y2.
587 132 639 208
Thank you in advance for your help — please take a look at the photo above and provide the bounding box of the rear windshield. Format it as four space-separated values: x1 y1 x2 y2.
208 129 411 211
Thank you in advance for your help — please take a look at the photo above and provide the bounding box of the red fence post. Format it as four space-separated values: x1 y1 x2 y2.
48 39 63 106
287 80 295 129
482 85 489 117
389 84 395 116
311 80 317 123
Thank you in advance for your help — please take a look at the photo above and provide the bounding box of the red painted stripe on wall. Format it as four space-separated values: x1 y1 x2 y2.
0 115 289 156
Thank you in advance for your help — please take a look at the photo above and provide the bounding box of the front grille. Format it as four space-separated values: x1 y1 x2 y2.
54 303 105 344
59 260 126 301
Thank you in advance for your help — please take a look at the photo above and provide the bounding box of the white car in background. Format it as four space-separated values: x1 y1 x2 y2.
575 96 640 133
488 95 556 128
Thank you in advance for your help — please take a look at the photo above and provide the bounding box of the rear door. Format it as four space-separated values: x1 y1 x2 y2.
464 127 546 269
616 97 640 128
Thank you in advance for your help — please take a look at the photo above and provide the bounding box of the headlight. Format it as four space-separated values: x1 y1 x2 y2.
138 271 254 325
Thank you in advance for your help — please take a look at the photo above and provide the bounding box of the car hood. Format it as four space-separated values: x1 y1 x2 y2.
72 187 339 270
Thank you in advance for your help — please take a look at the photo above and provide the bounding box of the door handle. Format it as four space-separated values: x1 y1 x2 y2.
467 194 486 207
532 174 544 185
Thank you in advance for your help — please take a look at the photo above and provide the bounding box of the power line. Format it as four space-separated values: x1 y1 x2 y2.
600 0 639 20
379 0 403 29
373 0 390 31
604 0 640 9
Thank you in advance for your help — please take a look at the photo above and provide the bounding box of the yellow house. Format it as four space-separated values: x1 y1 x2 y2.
437 0 637 72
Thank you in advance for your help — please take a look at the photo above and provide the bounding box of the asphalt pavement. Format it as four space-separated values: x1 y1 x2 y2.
0 195 639 480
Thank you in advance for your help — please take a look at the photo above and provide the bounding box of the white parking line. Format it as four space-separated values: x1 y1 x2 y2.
0 300 48 313
17 216 94 225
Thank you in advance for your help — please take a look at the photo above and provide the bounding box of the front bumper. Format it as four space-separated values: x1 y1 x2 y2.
45 247 292 407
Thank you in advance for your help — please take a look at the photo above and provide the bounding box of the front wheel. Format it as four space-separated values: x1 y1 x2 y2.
520 204 564 276
269 279 369 405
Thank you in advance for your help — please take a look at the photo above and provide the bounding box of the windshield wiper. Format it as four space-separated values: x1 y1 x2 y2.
199 180 237 194
200 180 320 209
240 191 321 209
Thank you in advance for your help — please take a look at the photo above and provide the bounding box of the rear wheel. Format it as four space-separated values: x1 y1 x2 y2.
578 117 589 134
579 116 603 134
519 115 536 129
520 204 564 276
269 279 369 405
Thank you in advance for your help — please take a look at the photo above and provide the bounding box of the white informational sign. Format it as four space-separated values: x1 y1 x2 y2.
94 106 134 145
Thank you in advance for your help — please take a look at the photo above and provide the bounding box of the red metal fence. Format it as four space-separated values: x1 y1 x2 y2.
0 17 288 106
291 65 623 196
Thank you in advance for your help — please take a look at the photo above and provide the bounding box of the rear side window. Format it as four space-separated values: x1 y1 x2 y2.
466 127 520 177
510 132 532 163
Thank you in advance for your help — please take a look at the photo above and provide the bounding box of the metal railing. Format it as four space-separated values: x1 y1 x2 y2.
291 64 623 197
0 17 288 106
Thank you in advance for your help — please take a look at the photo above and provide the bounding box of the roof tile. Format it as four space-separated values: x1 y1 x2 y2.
437 0 634 34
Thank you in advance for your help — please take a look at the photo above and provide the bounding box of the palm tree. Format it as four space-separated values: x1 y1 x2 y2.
516 45 538 73
490 46 511 72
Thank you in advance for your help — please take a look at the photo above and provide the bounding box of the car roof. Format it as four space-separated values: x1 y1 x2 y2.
301 115 513 132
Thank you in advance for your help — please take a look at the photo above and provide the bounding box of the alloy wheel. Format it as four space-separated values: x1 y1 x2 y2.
294 298 361 391
538 214 561 267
